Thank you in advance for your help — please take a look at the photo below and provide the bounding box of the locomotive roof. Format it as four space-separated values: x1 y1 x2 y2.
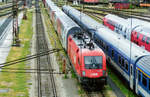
136 55 150 77
71 33 100 51
96 27 150 62
62 5 105 30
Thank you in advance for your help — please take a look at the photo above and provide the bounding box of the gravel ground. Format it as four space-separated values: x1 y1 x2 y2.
29 9 37 97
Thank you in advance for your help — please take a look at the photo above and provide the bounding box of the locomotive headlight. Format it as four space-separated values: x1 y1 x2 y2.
82 71 85 76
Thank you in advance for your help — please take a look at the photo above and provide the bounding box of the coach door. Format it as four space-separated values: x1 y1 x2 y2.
130 64 134 89
135 69 138 94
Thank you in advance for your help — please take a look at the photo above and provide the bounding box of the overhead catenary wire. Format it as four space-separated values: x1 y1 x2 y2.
0 48 62 69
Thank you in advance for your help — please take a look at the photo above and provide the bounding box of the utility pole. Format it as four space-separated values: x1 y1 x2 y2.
12 0 20 46
23 0 27 19
5 0 7 3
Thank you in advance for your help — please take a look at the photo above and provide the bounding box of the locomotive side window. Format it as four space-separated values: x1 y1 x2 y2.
142 74 147 88
142 36 146 42
78 58 81 65
146 37 150 44
137 33 140 39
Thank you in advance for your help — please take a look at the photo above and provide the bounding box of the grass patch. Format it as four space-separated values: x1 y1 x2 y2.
71 69 77 78
108 67 136 97
78 88 84 95
63 73 68 79
0 2 5 5
0 10 33 97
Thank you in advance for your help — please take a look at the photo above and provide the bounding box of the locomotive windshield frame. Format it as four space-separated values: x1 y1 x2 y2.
84 56 103 69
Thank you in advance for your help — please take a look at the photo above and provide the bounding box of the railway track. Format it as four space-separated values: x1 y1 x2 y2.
57 1 150 22
0 15 12 35
78 10 104 21
35 0 57 97
0 8 24 17
0 0 23 10
78 6 150 21
82 83 105 97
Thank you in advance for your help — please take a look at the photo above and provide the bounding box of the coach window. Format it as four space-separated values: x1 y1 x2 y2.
125 60 128 71
142 74 147 88
103 42 106 50
146 37 150 44
111 49 114 58
118 55 121 65
100 40 102 45
122 58 125 67
137 33 140 39
99 40 102 46
120 26 122 31
102 42 104 48
106 46 109 51
124 28 126 32
142 36 146 42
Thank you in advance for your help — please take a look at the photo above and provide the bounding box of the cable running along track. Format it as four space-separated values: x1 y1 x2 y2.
35 0 57 97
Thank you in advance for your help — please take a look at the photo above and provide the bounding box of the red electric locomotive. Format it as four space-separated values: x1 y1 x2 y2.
109 0 130 9
68 34 107 83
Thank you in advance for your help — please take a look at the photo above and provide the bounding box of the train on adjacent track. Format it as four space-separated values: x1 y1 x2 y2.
139 0 150 7
68 0 130 9
63 5 150 97
103 14 150 52
109 0 130 9
44 0 107 84
67 0 99 4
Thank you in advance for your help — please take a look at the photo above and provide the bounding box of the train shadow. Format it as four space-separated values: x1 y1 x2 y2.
81 82 104 92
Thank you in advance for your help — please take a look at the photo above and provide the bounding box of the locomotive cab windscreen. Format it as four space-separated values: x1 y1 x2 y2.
84 56 103 69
